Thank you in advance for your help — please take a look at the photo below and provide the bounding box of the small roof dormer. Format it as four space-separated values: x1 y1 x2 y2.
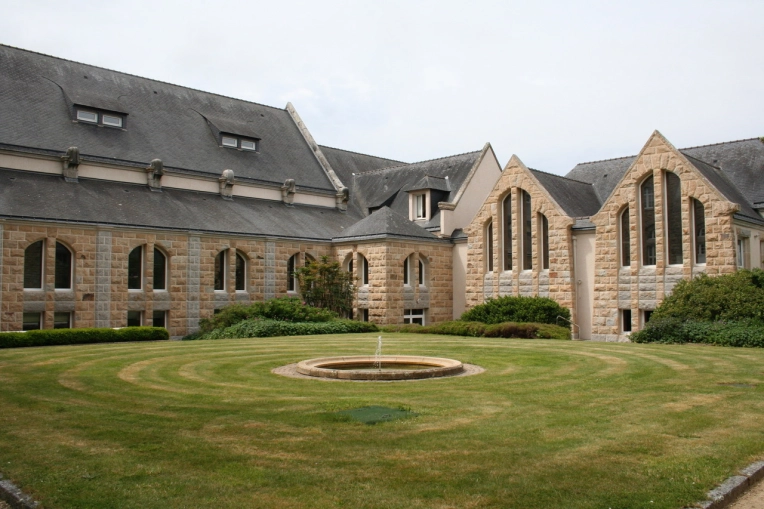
403 175 451 222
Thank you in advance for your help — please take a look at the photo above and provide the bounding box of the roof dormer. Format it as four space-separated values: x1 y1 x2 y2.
403 175 451 222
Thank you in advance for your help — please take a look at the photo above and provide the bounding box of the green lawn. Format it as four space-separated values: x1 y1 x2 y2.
1 334 764 508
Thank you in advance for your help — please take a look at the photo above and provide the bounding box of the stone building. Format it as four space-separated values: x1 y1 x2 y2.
1 45 762 339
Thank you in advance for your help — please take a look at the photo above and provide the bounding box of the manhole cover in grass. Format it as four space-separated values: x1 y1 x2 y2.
336 406 418 425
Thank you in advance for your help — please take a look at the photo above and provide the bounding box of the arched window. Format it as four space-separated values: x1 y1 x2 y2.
692 199 706 264
153 247 167 291
403 255 411 286
665 172 683 265
502 193 512 271
641 176 656 266
620 207 630 267
539 213 549 270
24 240 44 289
55 242 73 289
521 190 533 270
418 257 425 286
128 246 143 290
235 251 246 291
287 253 298 292
486 220 494 272
214 250 226 291
359 255 369 286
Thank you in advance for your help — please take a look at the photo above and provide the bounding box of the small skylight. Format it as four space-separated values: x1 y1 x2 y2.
102 114 123 127
222 136 238 147
75 108 125 128
240 140 257 151
76 110 98 123
220 134 258 152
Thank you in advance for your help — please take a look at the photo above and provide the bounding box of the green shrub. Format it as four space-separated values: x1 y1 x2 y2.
0 327 169 349
461 296 571 327
483 322 538 338
379 324 427 333
653 269 764 323
630 317 686 344
535 323 572 340
199 319 378 340
427 321 486 337
631 318 764 348
199 297 337 333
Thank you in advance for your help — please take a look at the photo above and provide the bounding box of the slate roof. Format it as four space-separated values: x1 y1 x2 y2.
332 206 443 243
0 44 336 193
0 168 356 241
319 145 405 188
529 169 601 218
564 156 636 205
350 151 482 229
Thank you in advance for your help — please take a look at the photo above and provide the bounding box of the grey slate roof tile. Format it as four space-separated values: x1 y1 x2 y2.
332 206 443 242
564 156 636 204
0 168 357 240
0 44 336 193
529 169 601 218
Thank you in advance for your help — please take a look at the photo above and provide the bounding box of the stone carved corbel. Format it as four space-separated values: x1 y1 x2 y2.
219 169 235 200
336 187 349 212
61 146 80 182
146 159 164 191
281 179 296 205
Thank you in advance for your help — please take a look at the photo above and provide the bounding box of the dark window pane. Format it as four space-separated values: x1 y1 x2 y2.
127 311 142 327
24 240 43 289
486 222 493 272
287 254 296 292
666 172 683 264
362 256 369 285
541 214 549 270
153 310 166 328
128 246 143 290
403 257 410 285
503 194 512 270
621 208 630 267
522 190 533 270
693 199 706 264
418 259 424 286
214 250 226 291
54 312 71 329
22 312 41 331
235 252 246 291
55 242 72 289
641 177 656 266
622 309 632 332
153 248 166 290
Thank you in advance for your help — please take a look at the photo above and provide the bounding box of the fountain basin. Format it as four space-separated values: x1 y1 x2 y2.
296 355 464 381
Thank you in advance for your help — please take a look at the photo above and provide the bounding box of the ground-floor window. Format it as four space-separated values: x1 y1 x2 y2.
642 310 653 327
620 309 632 333
54 312 71 329
153 310 167 328
404 309 425 325
127 311 144 327
23 312 41 331
361 309 369 322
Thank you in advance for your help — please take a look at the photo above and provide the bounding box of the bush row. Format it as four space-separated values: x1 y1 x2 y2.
0 327 169 349
199 297 337 333
631 317 764 347
380 321 570 340
460 296 571 327
190 319 379 340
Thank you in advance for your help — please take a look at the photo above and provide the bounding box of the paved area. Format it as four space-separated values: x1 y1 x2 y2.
730 478 764 509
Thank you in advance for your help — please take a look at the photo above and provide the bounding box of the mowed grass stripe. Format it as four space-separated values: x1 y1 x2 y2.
0 333 763 508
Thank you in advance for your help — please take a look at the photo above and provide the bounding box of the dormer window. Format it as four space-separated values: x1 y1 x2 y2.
75 108 125 128
220 134 258 152
415 193 427 219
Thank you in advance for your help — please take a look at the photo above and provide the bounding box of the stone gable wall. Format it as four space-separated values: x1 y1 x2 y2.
589 134 740 341
464 160 576 319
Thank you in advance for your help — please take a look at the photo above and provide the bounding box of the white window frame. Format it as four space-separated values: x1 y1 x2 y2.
152 310 168 328
127 310 144 327
404 308 425 326
418 258 425 287
102 114 123 127
403 256 411 286
222 136 238 148
360 255 369 286
54 311 72 329
240 139 257 151
23 312 42 331
620 309 632 334
76 109 98 123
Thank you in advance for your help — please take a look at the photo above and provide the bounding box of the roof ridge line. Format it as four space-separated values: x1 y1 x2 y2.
358 149 482 175
679 137 763 151
576 154 637 166
1 43 287 113
529 167 594 185
317 144 406 164
680 152 721 170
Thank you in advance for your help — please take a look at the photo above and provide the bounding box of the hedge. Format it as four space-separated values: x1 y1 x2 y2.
0 327 169 349
191 319 379 340
379 321 570 340
631 318 764 347
198 297 337 333
460 296 571 327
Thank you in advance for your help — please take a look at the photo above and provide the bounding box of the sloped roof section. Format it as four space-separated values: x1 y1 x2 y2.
319 145 405 185
529 169 601 217
402 175 451 193
0 168 356 240
0 44 336 193
332 206 442 242
565 156 636 204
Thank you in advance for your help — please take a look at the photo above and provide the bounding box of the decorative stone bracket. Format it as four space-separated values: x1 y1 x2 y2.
146 159 164 191
61 146 80 182
219 169 235 200
336 187 349 212
281 178 296 205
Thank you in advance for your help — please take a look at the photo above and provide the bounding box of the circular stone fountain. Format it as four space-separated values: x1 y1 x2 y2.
296 355 464 381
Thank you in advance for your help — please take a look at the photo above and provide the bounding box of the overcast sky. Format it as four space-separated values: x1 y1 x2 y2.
2 0 762 174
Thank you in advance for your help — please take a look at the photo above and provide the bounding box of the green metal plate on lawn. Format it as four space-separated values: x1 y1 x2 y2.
336 406 418 425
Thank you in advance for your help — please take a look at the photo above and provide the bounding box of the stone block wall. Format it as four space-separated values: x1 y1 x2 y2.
589 133 739 341
464 158 576 318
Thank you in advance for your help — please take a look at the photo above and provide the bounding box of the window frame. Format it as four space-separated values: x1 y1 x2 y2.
664 172 683 265
24 239 44 290
127 310 144 327
214 249 227 292
22 312 42 331
360 255 369 286
235 251 247 292
620 309 632 333
54 241 73 290
502 193 513 271
403 255 411 286
418 258 425 287
240 139 257 151
221 136 238 148
521 190 533 271
403 308 425 326
620 206 631 268
76 109 99 123
539 213 549 271
128 245 144 291
414 193 427 220
486 220 494 273
54 311 72 329
692 199 706 265
287 253 299 292
152 310 167 328
640 176 657 266
153 247 167 291
101 114 123 127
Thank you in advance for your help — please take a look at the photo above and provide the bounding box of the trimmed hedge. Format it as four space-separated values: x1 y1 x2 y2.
631 317 764 347
192 319 379 340
460 296 571 327
0 327 169 349
198 298 337 333
379 321 571 340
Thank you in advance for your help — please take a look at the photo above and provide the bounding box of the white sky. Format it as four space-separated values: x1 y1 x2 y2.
2 0 762 174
